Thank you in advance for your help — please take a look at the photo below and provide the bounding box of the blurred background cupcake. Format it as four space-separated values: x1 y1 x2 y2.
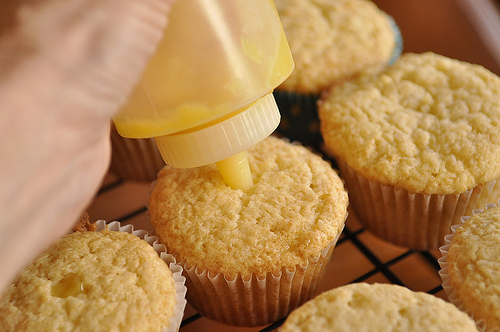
319 52 500 250
109 124 166 182
439 201 500 332
0 221 186 332
273 0 403 148
148 136 349 327
279 283 479 331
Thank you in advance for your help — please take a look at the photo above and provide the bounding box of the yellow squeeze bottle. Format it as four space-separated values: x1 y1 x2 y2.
113 0 294 190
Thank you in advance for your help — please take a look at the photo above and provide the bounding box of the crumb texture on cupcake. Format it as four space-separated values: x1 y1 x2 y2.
0 230 176 332
275 0 397 94
279 283 479 332
447 205 500 330
149 136 348 279
319 52 500 194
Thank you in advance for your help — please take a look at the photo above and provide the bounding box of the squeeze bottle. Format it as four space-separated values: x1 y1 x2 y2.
113 0 294 190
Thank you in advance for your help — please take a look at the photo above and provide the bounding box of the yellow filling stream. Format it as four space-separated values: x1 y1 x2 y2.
215 151 253 191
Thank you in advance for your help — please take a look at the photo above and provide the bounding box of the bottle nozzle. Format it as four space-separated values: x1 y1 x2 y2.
215 151 253 190
153 92 280 189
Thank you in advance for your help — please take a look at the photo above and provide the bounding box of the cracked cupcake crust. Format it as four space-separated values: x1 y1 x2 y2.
149 136 348 279
319 52 500 195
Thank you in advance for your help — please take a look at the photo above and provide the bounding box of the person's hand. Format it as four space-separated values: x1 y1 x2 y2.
0 0 174 293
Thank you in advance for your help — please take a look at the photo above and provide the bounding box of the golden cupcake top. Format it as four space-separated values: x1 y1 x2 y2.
319 52 500 195
149 136 348 279
279 283 479 331
446 205 500 331
275 0 397 94
0 230 177 332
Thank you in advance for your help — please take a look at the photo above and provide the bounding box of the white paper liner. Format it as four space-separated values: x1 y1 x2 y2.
335 158 500 250
438 201 500 332
110 125 165 182
177 226 343 327
95 220 187 332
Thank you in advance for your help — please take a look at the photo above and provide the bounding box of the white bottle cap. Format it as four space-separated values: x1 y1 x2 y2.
154 92 280 168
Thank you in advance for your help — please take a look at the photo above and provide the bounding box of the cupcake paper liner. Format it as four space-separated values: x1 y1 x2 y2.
110 124 166 182
438 201 500 332
387 14 404 65
95 220 187 332
177 228 343 327
336 158 500 250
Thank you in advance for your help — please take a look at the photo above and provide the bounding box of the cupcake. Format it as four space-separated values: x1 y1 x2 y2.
319 52 500 250
439 201 500 332
273 0 402 147
109 123 166 182
279 283 479 331
148 136 349 327
0 220 186 332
